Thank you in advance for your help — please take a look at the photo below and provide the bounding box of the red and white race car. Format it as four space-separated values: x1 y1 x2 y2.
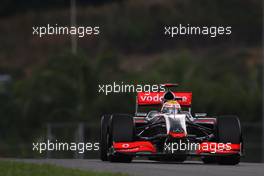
100 84 243 165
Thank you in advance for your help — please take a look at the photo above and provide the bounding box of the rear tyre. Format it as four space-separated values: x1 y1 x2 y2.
216 115 241 165
109 114 134 163
100 115 111 161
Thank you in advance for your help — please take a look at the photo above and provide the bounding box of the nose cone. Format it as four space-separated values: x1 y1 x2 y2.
169 128 186 138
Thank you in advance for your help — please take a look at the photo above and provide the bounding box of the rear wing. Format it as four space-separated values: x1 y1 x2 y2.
135 92 192 114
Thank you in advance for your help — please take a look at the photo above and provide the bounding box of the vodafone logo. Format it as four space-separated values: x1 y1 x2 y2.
137 92 192 106
140 94 162 102
139 95 187 102
122 144 130 148
181 96 187 102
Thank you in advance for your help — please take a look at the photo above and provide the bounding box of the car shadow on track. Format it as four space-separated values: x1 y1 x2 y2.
129 160 205 165
129 160 238 166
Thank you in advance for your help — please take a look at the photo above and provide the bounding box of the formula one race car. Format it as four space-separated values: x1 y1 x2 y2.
100 84 243 165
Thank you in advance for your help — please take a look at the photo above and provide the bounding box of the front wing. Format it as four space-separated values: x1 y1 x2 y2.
112 141 242 157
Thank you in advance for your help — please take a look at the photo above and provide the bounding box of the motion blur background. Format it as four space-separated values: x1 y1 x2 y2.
0 0 262 161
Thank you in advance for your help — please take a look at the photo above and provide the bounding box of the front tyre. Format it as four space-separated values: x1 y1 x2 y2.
100 115 111 161
216 115 241 165
109 114 134 163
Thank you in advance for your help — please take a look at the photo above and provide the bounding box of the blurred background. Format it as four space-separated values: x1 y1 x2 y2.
0 0 262 162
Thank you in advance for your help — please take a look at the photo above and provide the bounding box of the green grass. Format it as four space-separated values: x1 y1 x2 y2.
0 160 128 176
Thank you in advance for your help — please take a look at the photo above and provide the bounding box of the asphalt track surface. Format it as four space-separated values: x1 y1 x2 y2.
6 159 263 176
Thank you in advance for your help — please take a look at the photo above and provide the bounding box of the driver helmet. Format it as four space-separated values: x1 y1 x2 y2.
161 100 181 114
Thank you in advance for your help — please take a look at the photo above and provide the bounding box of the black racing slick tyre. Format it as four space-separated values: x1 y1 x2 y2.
100 115 111 161
216 115 241 165
109 114 134 163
